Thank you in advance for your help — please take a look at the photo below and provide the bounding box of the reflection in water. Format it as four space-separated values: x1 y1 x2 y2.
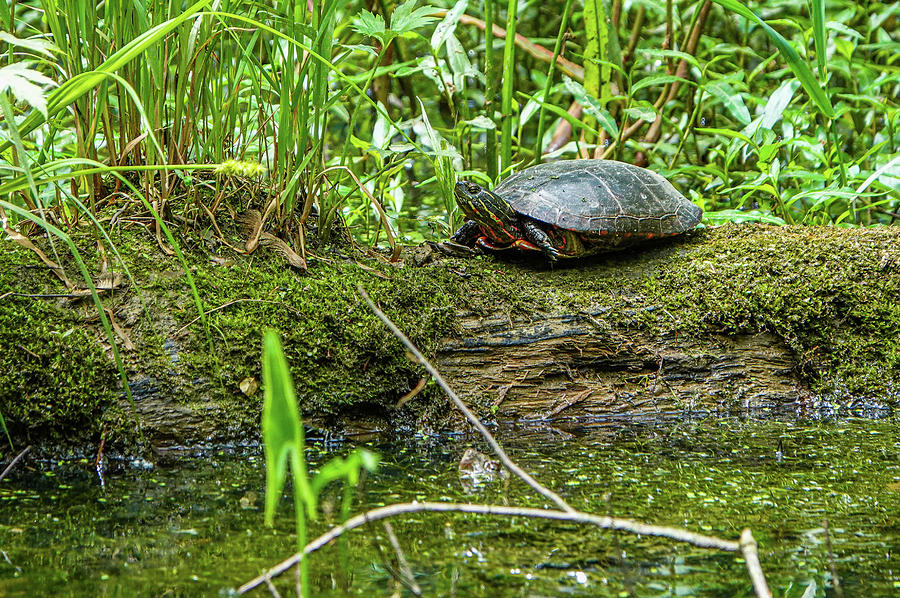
1 417 898 596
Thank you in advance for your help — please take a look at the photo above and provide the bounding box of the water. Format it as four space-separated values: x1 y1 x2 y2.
1 417 898 597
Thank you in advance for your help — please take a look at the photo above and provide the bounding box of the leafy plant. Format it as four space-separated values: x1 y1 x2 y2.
261 330 378 598
1 0 898 255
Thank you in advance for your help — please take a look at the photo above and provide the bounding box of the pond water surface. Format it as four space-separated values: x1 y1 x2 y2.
1 417 898 597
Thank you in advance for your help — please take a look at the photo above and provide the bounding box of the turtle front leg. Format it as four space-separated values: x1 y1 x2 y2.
520 219 561 261
451 220 482 247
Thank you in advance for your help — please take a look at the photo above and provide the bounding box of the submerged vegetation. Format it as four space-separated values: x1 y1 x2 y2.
2 418 899 595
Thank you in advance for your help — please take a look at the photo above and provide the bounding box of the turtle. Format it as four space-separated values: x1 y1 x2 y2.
451 159 703 260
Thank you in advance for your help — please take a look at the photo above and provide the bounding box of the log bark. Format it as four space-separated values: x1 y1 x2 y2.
438 312 801 421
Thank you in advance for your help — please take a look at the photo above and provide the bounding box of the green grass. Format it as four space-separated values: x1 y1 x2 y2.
0 0 895 240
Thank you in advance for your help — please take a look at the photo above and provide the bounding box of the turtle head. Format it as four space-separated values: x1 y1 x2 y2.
454 180 520 242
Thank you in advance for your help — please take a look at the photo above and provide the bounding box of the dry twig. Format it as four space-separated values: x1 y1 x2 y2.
358 285 574 513
238 501 741 594
0 446 32 482
740 529 772 598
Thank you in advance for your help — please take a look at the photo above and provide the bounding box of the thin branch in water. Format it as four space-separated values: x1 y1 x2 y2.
0 445 31 482
263 572 281 598
238 501 742 594
383 521 422 596
740 529 772 598
823 518 844 598
1 550 22 575
357 284 575 513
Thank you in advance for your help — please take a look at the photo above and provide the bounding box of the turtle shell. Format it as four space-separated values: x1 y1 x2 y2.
495 159 702 238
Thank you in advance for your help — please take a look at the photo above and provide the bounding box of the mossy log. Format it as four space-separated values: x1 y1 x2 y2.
438 312 800 420
1 224 898 455
434 225 899 422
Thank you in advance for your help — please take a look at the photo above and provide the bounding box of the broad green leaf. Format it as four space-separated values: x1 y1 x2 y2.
853 140 888 166
695 127 756 147
391 0 438 35
0 63 55 116
466 115 497 130
637 48 702 70
631 73 692 95
310 449 379 497
826 21 863 40
431 0 467 51
758 143 780 163
372 111 398 150
340 43 380 56
446 33 477 88
591 59 627 78
520 91 544 126
855 155 900 194
769 157 781 183
833 38 854 61
417 98 462 166
704 79 751 125
867 7 895 31
624 102 657 123
563 77 618 137
712 0 834 118
759 79 799 131
349 134 371 152
0 31 57 57
353 10 386 39
394 63 426 77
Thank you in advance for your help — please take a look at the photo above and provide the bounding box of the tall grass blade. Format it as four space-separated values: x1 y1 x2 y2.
811 0 827 79
713 0 834 119
262 331 315 525
499 0 518 170
533 0 575 163
0 0 212 153
261 330 314 597
483 0 498 179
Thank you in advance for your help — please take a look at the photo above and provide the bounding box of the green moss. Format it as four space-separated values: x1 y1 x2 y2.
526 225 900 401
176 255 461 417
1 222 898 453
0 248 118 447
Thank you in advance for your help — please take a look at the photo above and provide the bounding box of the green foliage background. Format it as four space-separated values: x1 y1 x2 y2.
0 0 897 247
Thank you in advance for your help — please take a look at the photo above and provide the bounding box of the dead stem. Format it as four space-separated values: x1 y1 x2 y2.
0 445 31 482
357 284 575 513
238 501 742 594
740 529 773 598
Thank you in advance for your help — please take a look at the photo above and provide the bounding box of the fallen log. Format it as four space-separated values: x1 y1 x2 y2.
434 224 898 422
438 313 801 421
1 223 897 455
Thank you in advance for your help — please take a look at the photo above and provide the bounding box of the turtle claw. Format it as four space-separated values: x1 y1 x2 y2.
432 240 481 257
